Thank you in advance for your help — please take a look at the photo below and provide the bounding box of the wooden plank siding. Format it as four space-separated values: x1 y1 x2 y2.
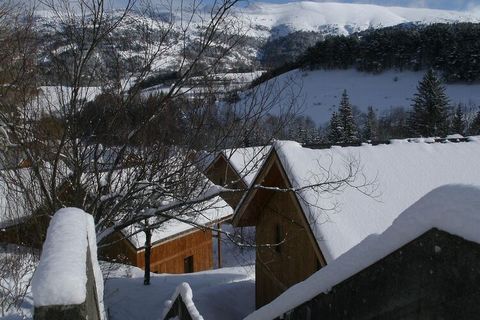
256 191 320 308
101 228 214 274
204 155 247 209
234 150 327 309
253 158 321 308
99 232 139 266
137 229 213 274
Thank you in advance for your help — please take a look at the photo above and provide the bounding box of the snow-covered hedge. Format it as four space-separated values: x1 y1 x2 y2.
31 208 105 319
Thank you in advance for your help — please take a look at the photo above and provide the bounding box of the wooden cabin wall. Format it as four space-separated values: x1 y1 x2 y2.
255 191 320 309
137 229 213 274
0 215 50 249
205 158 246 208
99 232 138 266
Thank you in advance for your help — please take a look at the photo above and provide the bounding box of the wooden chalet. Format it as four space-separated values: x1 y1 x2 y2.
233 138 480 308
245 185 480 320
100 198 233 274
203 146 270 209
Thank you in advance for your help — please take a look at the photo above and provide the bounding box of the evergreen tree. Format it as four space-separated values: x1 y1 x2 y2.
363 106 378 141
468 111 480 135
450 105 466 135
328 111 342 143
338 90 358 143
409 69 449 137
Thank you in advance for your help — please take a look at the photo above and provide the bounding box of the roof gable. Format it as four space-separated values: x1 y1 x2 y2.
274 138 480 262
244 184 480 320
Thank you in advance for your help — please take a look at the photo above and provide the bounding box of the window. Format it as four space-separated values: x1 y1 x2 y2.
275 224 283 253
184 255 194 273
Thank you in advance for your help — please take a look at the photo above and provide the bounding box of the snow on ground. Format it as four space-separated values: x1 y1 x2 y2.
245 184 480 320
247 69 480 125
213 223 256 270
0 244 37 320
104 264 255 320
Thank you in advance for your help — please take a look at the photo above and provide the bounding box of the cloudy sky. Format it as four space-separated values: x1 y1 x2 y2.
108 0 480 11
289 0 480 11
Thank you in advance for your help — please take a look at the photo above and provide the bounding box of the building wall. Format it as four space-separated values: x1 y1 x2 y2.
284 229 480 319
0 215 49 249
137 229 213 274
99 232 138 266
256 191 320 308
205 157 246 209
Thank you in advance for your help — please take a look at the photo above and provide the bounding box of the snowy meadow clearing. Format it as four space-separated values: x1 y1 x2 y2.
247 69 480 125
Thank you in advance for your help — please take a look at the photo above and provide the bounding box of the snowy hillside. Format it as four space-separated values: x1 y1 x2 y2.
245 69 480 125
240 2 480 37
33 2 480 77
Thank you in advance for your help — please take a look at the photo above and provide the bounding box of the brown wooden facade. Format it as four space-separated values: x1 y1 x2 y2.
100 228 214 274
233 150 326 308
0 214 50 249
204 154 248 209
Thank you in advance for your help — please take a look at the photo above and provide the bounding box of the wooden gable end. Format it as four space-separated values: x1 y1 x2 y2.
233 150 325 265
204 154 248 208
233 150 328 308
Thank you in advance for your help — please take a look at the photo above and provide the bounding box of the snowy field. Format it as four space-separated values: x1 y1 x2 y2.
213 224 256 269
103 264 255 320
0 250 255 320
247 69 480 125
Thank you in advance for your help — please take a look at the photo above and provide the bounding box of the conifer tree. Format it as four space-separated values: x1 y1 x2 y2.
328 111 342 143
409 69 449 137
450 105 466 135
363 106 378 141
338 90 358 143
468 111 480 135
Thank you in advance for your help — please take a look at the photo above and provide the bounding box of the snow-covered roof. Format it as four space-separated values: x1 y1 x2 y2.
244 184 480 320
122 196 233 249
272 137 480 263
221 146 271 186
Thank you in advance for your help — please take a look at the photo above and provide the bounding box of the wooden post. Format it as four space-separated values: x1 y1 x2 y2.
217 223 222 269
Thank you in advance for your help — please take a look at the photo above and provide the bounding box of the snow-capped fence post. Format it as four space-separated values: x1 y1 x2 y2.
31 208 105 320
162 283 204 320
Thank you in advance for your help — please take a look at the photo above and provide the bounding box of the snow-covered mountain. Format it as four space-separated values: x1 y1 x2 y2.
33 2 480 85
239 2 480 38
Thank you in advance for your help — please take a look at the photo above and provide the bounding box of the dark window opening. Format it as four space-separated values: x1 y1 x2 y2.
184 255 194 273
275 224 283 253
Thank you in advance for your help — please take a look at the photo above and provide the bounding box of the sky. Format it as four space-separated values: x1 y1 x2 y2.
282 0 480 11
54 0 480 12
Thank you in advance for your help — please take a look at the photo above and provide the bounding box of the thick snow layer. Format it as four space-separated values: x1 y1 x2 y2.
247 69 480 125
162 282 204 320
104 265 254 320
244 184 480 320
123 196 233 249
0 245 37 319
31 208 104 312
222 146 271 186
242 2 480 37
31 208 88 306
273 137 480 262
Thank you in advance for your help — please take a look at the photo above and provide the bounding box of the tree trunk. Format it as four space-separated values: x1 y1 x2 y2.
144 225 151 285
